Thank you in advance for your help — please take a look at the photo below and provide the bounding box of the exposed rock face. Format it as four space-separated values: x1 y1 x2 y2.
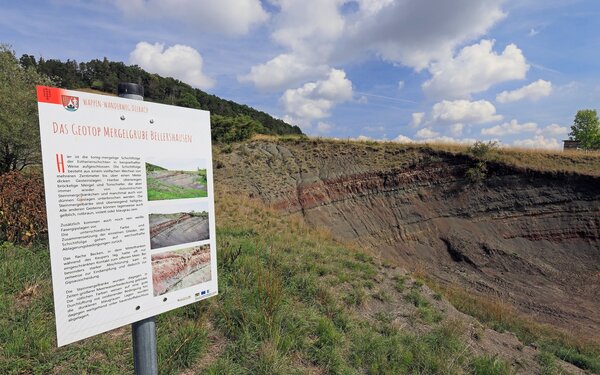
152 245 211 295
149 213 210 249
216 140 600 337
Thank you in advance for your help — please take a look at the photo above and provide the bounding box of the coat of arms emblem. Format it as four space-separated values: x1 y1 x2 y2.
61 95 79 112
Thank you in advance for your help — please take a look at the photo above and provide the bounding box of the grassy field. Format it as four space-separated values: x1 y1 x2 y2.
1 192 523 375
252 134 600 177
424 280 600 374
146 166 208 201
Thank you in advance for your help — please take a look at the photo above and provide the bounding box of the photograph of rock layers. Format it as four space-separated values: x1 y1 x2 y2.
149 211 209 249
151 245 211 296
146 162 207 201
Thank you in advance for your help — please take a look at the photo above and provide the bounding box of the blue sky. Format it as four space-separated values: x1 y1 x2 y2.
2 0 599 148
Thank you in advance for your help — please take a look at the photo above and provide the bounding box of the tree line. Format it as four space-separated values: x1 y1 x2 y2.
0 45 305 173
19 52 302 138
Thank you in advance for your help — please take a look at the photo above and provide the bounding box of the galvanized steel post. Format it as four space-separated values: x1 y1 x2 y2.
118 82 158 375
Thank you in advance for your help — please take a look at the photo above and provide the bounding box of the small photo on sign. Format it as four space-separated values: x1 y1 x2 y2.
149 208 210 249
151 245 211 296
145 161 207 201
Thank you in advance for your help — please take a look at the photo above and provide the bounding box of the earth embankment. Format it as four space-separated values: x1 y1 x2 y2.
215 139 600 338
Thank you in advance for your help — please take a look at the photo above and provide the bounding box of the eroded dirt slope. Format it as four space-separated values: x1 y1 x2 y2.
215 139 600 338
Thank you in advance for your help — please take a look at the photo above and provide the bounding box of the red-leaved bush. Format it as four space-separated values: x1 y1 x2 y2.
0 171 47 244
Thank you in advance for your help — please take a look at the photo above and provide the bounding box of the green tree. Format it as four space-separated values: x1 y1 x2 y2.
569 109 600 150
0 45 52 173
176 92 201 109
211 114 266 143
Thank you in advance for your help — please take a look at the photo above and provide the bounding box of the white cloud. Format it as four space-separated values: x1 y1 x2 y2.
496 79 552 103
392 133 478 145
481 119 538 136
423 39 529 99
415 128 439 138
280 68 353 120
393 134 414 143
431 99 502 124
344 0 506 70
242 0 506 90
356 95 369 104
116 0 269 35
451 123 465 136
271 0 345 56
240 0 344 90
539 123 568 136
409 112 425 127
354 135 372 141
129 42 214 89
316 121 334 133
397 80 405 90
513 135 561 150
419 136 477 144
238 54 330 91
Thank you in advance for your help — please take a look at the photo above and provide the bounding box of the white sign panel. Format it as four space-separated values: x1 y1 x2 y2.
37 86 218 346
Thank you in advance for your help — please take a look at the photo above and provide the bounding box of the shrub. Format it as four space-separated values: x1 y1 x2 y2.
469 141 498 159
211 114 266 144
466 161 488 183
0 171 46 244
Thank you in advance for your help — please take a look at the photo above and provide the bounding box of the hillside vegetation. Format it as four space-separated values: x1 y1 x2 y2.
20 55 302 139
215 136 600 374
4 189 589 374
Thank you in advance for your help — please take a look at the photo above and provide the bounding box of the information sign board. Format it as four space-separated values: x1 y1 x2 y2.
36 86 218 346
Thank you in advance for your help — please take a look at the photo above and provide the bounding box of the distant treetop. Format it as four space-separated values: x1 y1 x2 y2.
569 109 600 150
25 55 303 140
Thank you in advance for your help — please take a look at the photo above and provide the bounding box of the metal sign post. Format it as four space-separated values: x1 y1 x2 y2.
118 83 158 375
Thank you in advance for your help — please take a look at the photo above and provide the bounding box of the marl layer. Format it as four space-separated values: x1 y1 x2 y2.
216 140 600 338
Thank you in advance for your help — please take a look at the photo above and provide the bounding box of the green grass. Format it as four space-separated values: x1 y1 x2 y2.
4 193 585 374
470 355 513 375
146 169 208 200
428 282 600 374
242 135 600 178
145 162 167 172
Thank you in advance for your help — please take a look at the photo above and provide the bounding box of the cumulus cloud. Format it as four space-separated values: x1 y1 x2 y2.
271 0 345 56
344 0 506 70
129 42 214 89
481 119 538 136
242 0 506 90
419 136 478 144
496 79 552 103
539 123 568 136
513 135 561 149
239 0 344 90
409 112 425 127
238 54 330 91
392 133 477 145
280 69 353 120
451 123 465 136
431 99 502 124
115 0 268 35
415 128 440 138
393 134 414 143
423 39 529 99
316 121 334 133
